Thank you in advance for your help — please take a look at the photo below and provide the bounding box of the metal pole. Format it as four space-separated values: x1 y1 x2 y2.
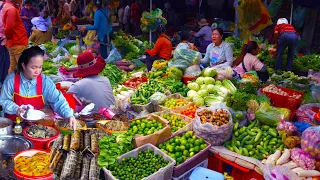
290 0 293 24
149 0 152 46
235 0 239 37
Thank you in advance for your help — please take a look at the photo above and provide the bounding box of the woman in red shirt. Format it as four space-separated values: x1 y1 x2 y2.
144 24 172 71
274 18 299 71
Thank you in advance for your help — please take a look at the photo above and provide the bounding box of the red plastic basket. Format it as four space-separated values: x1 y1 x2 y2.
261 85 304 111
23 126 60 150
182 76 197 85
208 153 264 180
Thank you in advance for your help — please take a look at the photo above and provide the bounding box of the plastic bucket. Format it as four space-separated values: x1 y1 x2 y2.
13 149 53 180
23 126 60 150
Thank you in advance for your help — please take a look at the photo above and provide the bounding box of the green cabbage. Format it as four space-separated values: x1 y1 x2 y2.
198 89 208 97
200 84 207 90
206 84 216 94
187 90 198 99
196 77 205 85
203 68 217 77
204 77 215 85
193 96 204 106
255 103 290 126
222 80 237 94
187 82 200 91
204 95 224 106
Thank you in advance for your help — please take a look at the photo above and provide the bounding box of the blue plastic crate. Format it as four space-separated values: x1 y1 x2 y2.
189 167 224 180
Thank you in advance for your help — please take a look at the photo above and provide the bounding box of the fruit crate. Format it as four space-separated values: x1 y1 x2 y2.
207 153 264 180
172 158 208 180
157 132 211 178
155 93 192 113
261 85 304 111
153 110 193 138
103 143 176 180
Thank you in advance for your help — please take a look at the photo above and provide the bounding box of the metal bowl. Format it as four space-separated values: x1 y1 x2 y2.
0 117 12 135
0 135 33 157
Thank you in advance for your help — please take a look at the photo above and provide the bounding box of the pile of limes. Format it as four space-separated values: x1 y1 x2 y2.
128 119 164 136
161 114 188 132
108 150 169 180
163 98 189 109
158 131 207 166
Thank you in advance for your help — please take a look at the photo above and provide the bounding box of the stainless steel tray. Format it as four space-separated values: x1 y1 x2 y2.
0 135 33 156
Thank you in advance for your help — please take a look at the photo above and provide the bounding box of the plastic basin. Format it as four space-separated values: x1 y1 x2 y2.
23 126 60 150
13 149 53 180
182 76 197 85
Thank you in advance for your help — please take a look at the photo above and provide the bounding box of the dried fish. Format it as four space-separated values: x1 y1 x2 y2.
80 157 91 180
89 157 99 180
70 131 81 150
79 131 84 151
90 134 99 154
62 134 71 151
60 150 78 180
74 154 83 179
84 132 90 149
50 150 63 171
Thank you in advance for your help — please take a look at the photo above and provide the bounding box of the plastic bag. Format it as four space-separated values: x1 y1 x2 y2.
277 120 297 135
214 65 233 80
293 6 307 28
83 30 97 45
291 148 316 170
294 121 312 133
49 46 63 58
296 103 320 124
184 65 201 77
106 48 122 64
173 49 200 65
283 135 301 149
255 103 290 127
239 71 260 84
150 92 167 105
312 86 320 103
229 109 248 128
301 126 320 159
193 103 233 146
262 164 300 180
267 0 283 18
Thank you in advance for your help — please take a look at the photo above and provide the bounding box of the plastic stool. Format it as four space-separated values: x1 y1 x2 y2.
189 167 224 180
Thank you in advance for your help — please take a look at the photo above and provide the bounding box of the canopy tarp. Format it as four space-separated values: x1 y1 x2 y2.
293 0 320 8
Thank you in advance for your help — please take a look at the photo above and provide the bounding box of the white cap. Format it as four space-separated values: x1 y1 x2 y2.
277 18 289 25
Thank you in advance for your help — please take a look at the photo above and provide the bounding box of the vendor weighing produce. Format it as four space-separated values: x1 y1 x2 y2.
0 46 77 130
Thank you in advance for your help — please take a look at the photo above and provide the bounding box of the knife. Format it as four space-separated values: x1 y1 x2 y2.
23 106 30 119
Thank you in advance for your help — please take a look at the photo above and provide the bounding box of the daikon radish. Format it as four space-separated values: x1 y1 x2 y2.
292 168 320 177
276 149 291 165
282 161 299 169
266 154 274 164
267 150 281 165
262 159 267 164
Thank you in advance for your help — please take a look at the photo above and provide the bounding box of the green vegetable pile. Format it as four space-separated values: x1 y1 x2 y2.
55 30 70 39
156 79 189 97
225 120 284 160
127 119 164 136
43 42 57 54
100 64 125 88
98 132 133 168
42 60 59 75
113 31 150 60
130 80 166 105
225 36 242 57
160 114 188 132
226 91 257 111
158 131 207 166
238 83 263 95
64 42 76 52
107 150 169 180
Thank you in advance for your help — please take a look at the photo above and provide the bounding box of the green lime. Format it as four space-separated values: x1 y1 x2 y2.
194 146 200 153
175 152 182 158
169 139 175 143
189 152 195 157
194 140 201 146
177 157 184 164
181 140 188 145
185 144 190 150
199 138 205 144
192 135 197 140
183 150 189 156
200 144 207 150
189 148 194 152
175 146 181 152
136 120 141 124
175 139 181 145
180 145 186 151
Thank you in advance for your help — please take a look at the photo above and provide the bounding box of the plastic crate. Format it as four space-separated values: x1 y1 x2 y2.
157 132 211 178
103 143 176 180
208 154 264 180
261 85 304 111
172 159 208 180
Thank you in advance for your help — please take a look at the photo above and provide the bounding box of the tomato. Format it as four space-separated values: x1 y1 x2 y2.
314 112 320 122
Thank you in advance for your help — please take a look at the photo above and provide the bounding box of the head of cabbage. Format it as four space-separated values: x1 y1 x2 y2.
196 77 205 85
193 96 204 106
202 68 217 77
187 82 199 91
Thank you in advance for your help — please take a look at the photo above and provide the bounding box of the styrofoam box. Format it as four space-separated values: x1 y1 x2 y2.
103 143 176 180
172 159 208 180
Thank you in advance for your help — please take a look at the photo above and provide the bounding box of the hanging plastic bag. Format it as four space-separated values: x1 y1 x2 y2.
293 6 307 28
291 147 316 170
301 126 320 159
83 30 97 45
193 103 233 146
267 0 283 18
106 48 122 64
184 65 201 77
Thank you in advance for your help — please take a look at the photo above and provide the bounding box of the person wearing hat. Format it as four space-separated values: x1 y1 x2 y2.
274 18 299 71
67 51 115 112
29 17 52 45
190 18 212 53
0 46 77 130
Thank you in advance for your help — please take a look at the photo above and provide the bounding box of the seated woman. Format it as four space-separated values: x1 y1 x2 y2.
29 17 52 45
190 18 212 53
234 41 269 82
176 31 198 51
0 46 77 129
67 51 115 112
201 28 234 68
144 24 172 71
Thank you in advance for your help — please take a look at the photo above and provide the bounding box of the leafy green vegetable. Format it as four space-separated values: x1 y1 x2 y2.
256 95 270 105
98 132 133 168
192 95 204 106
42 60 59 75
100 64 125 88
43 42 57 54
226 92 257 111
222 80 237 94
301 91 318 104
204 95 224 106
238 83 262 95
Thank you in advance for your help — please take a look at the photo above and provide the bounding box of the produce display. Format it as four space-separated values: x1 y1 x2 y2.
130 80 166 105
26 125 56 138
160 113 188 132
197 109 230 126
180 104 198 119
127 119 164 136
225 120 284 160
100 64 125 88
263 84 302 99
14 152 51 176
55 29 70 39
55 119 83 129
163 98 190 109
123 76 148 89
158 131 207 165
107 150 169 180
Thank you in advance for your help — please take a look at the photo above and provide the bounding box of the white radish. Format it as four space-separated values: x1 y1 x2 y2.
282 161 299 169
292 168 320 177
276 149 291 165
266 154 274 164
269 150 281 165
262 159 267 164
